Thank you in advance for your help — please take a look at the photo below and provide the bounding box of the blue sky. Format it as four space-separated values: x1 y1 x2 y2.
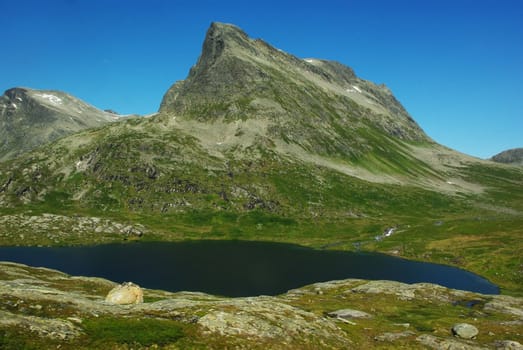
1 0 521 158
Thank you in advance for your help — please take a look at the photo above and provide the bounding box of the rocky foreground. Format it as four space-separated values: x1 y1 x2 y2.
0 262 522 349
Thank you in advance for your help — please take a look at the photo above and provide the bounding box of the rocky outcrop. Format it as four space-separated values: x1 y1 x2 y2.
484 295 523 318
374 330 416 342
0 310 81 340
105 282 144 305
0 214 146 245
417 334 488 350
494 340 523 349
1 262 522 348
196 297 348 345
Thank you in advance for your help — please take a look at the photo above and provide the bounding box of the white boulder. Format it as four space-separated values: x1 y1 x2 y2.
105 282 144 305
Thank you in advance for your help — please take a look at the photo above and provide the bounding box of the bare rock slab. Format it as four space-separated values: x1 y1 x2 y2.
494 340 523 350
375 330 416 342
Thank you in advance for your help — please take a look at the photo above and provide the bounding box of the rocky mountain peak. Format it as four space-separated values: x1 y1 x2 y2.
159 23 266 113
198 22 251 63
4 87 29 100
160 22 427 145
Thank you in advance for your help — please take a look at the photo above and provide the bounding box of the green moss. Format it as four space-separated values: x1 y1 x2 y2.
82 317 185 347
0 328 42 350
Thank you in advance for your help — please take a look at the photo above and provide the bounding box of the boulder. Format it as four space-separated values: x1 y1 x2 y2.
452 323 479 339
105 282 144 305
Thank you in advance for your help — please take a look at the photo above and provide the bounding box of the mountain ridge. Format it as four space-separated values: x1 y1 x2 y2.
0 87 123 161
490 147 523 166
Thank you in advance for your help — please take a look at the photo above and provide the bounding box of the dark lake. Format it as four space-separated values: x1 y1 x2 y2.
0 240 498 297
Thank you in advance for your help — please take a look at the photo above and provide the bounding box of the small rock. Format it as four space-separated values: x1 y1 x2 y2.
105 282 144 305
394 323 410 328
66 317 83 324
452 323 479 339
327 308 372 319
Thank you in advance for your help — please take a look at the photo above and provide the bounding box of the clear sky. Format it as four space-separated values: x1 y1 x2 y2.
1 0 521 159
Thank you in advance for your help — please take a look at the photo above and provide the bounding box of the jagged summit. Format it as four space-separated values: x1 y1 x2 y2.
185 22 253 83
159 22 279 112
200 22 251 59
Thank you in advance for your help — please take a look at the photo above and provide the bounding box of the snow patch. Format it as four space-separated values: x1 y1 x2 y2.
346 85 362 93
35 93 63 105
304 58 316 63
11 103 17 109
15 97 23 102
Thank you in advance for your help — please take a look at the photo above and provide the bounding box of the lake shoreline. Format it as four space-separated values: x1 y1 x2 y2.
0 240 499 297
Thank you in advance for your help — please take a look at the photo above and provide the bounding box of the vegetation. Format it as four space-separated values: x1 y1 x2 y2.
82 317 185 347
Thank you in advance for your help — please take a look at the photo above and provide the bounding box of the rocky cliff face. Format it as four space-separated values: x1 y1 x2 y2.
0 87 120 161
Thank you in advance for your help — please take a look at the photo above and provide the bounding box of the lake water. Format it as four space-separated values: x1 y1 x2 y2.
0 240 498 297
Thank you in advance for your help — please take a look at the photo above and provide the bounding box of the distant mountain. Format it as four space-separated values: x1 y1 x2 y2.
490 148 523 166
0 87 121 161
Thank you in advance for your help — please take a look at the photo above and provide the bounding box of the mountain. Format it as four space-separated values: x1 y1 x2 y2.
0 22 522 296
158 23 487 192
0 87 121 161
490 147 523 166
161 22 428 157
